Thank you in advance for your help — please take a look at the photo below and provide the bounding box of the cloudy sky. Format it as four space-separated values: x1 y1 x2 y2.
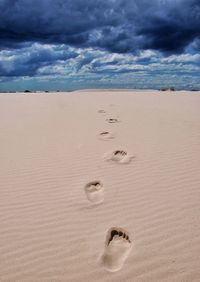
0 0 199 91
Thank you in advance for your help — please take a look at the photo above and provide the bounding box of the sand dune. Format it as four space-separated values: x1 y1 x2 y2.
0 90 200 281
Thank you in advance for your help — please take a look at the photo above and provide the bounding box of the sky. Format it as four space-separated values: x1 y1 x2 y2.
0 0 200 91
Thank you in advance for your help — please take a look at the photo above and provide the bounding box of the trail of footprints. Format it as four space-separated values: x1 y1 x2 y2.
83 109 134 272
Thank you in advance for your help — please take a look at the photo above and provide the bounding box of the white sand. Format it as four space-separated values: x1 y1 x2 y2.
0 90 200 281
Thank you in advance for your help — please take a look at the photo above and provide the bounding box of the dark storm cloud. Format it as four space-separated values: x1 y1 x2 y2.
0 0 199 54
191 38 200 51
0 45 77 76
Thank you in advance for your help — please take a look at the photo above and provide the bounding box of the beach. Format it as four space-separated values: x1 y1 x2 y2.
0 89 200 281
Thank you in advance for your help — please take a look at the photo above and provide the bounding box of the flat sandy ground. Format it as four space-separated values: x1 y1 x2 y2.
0 90 200 282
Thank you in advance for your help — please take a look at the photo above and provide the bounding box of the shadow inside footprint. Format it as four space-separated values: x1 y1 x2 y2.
107 228 131 245
99 131 114 140
104 150 134 164
101 227 132 272
106 118 119 123
84 181 104 204
98 110 106 113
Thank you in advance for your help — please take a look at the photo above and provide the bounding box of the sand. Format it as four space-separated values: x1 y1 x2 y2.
0 90 200 281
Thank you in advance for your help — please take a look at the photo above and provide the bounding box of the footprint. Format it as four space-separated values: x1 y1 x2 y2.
98 110 106 113
99 131 115 141
104 150 135 164
106 118 119 123
84 181 104 204
100 227 132 272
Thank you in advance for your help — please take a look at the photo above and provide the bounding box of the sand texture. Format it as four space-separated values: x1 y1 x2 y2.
0 90 200 281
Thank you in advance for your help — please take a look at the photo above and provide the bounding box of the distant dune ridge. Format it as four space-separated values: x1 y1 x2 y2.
0 90 200 281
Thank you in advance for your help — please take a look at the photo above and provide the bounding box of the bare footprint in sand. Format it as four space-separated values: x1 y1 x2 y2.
99 131 115 141
84 181 104 204
106 118 119 123
100 227 132 272
98 110 106 113
104 150 135 164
